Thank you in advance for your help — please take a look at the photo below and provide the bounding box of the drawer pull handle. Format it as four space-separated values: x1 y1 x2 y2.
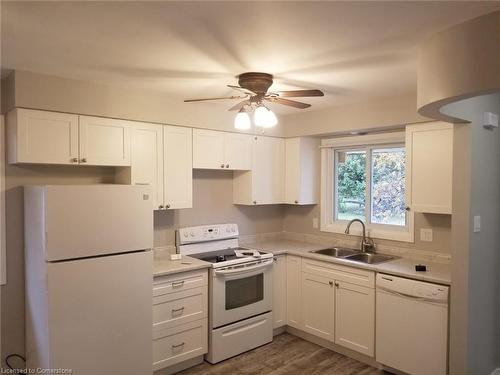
172 342 185 349
171 307 185 314
171 280 185 288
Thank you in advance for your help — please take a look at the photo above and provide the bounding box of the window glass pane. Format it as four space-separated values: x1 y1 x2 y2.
371 147 406 226
336 150 366 221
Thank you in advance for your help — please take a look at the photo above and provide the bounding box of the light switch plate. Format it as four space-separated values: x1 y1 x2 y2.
473 216 481 232
420 228 433 242
312 217 319 229
170 254 182 260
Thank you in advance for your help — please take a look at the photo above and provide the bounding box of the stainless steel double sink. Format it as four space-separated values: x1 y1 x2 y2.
310 247 396 264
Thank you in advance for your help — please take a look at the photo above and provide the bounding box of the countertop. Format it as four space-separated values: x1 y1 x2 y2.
153 254 211 277
245 239 451 285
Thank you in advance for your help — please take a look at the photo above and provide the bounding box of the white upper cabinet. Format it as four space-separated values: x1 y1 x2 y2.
285 137 319 205
121 122 164 209
7 108 79 165
119 124 192 211
79 116 131 166
406 122 453 214
233 136 285 205
163 125 193 210
193 129 252 170
224 132 252 170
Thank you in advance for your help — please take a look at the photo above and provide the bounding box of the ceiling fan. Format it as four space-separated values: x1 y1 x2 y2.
185 72 324 110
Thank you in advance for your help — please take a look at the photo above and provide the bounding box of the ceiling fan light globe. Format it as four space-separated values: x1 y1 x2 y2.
234 111 251 130
254 106 278 128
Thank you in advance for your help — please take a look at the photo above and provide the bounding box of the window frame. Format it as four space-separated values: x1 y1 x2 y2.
321 132 414 243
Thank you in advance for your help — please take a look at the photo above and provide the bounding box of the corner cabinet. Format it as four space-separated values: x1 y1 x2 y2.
117 124 192 210
192 129 252 170
233 136 285 205
406 122 453 214
285 137 319 205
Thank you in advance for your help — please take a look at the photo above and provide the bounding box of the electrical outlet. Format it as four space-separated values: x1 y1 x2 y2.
312 217 319 229
420 228 433 242
473 216 481 232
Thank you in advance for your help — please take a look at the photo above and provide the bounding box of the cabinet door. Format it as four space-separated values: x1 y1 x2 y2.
286 255 302 329
79 116 131 166
285 137 319 205
301 272 334 341
253 136 285 204
7 108 79 165
129 123 164 209
163 125 193 209
406 122 453 214
224 133 252 170
192 129 225 169
335 281 375 356
272 255 287 329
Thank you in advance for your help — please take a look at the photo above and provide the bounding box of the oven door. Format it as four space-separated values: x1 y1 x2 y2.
211 259 273 328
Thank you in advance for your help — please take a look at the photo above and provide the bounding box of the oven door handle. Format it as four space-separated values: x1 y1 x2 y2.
214 260 273 276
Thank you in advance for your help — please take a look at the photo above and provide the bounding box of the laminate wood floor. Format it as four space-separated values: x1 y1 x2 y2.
177 333 385 375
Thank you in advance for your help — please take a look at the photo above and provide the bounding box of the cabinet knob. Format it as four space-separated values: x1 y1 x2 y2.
405 206 411 211
159 205 164 209
71 157 78 163
220 164 225 168
166 204 171 209
80 158 87 163
294 200 299 204
335 282 339 287
226 164 229 168
329 281 333 287
253 201 257 205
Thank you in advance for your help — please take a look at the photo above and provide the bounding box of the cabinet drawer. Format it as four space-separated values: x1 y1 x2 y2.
153 287 207 331
302 258 374 288
153 319 208 371
153 270 208 297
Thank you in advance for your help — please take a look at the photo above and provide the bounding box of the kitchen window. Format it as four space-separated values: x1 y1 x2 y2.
321 132 414 242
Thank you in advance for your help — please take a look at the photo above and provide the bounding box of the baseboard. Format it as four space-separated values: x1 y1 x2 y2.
490 368 500 375
285 326 381 369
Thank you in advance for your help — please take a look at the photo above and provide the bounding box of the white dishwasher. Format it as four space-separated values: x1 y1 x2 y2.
376 274 449 375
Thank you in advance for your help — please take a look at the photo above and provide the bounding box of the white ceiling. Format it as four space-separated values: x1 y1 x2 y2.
2 1 500 114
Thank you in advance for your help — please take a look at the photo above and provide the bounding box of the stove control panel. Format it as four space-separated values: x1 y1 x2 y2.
177 223 239 244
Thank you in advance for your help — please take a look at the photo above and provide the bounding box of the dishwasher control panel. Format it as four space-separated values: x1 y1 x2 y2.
377 274 449 302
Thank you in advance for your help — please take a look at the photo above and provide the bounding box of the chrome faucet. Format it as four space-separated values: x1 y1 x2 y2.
344 219 375 253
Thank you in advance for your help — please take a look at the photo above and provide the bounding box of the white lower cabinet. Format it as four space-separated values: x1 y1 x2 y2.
301 272 334 341
272 255 287 329
152 270 208 372
335 281 375 356
283 256 375 357
285 255 302 328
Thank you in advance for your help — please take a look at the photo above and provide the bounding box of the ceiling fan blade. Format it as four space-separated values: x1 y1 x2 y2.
266 97 311 109
227 85 257 96
228 99 251 111
272 89 324 97
184 95 246 103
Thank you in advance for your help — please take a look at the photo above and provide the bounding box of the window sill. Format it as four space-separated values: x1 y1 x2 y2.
320 221 414 243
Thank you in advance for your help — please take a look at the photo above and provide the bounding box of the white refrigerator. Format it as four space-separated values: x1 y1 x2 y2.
24 185 154 375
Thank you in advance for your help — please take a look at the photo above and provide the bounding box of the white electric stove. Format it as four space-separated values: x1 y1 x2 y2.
176 223 274 364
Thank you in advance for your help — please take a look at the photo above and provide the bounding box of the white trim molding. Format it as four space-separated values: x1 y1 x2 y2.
320 132 414 243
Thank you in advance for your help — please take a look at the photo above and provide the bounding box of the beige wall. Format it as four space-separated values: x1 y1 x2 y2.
282 92 429 137
444 94 500 375
0 166 284 365
283 205 451 254
2 70 286 137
